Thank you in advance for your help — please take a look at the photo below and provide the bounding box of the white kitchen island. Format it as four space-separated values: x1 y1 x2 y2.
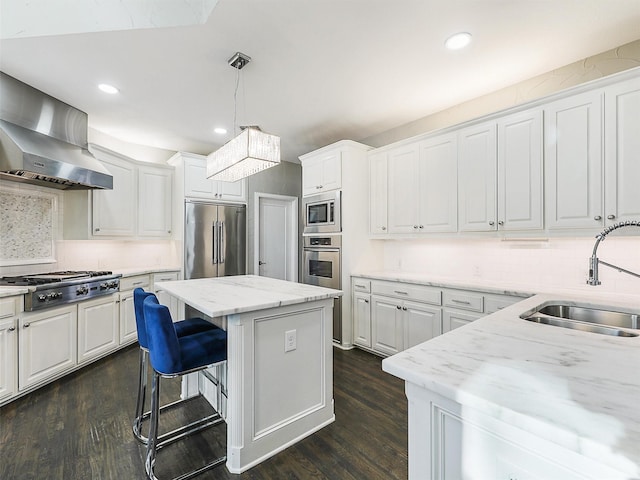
382 292 640 480
155 275 342 474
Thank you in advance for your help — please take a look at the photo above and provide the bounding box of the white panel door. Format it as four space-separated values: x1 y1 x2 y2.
369 151 388 234
497 108 543 231
605 76 640 225
419 134 458 232
92 155 137 236
388 143 421 233
258 197 291 280
352 292 371 348
458 122 497 232
19 305 77 390
545 90 604 229
403 301 441 349
0 317 17 401
371 296 403 356
77 295 119 364
119 291 138 345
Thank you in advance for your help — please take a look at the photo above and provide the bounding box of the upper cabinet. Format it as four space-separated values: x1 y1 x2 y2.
387 143 421 233
604 76 640 225
180 153 246 202
369 150 388 234
300 148 342 196
459 109 542 232
91 145 173 238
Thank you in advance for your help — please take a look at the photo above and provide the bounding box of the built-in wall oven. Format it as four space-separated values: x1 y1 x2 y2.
303 191 341 235
302 235 342 342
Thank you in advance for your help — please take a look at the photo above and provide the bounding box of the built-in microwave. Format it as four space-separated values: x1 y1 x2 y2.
303 190 341 234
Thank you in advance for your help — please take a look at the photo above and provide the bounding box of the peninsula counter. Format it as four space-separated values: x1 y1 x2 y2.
155 275 342 474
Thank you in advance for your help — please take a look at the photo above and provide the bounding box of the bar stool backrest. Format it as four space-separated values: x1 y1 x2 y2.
133 288 156 349
143 295 182 375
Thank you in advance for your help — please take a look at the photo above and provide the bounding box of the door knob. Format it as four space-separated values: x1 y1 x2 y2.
258 261 267 266
607 214 616 220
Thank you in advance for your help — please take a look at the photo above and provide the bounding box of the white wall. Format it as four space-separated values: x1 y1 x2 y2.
382 237 640 295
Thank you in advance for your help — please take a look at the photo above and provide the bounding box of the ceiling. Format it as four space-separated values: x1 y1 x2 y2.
1 0 639 163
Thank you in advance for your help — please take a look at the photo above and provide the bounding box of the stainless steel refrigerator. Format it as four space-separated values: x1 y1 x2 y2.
184 200 247 280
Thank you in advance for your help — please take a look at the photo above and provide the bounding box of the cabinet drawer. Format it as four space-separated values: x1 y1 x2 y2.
119 274 150 291
152 272 179 284
484 295 523 314
0 297 21 318
371 281 441 306
443 290 483 312
352 278 371 293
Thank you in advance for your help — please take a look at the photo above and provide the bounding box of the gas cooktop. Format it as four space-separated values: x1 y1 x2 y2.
0 270 114 287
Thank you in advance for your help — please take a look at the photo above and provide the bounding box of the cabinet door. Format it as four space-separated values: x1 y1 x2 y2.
419 134 458 232
302 151 342 196
458 122 497 232
388 143 421 233
497 109 543 231
119 292 138 345
138 165 172 237
545 90 604 229
442 309 482 333
352 292 372 348
217 178 247 202
371 296 403 355
0 317 17 401
19 305 77 390
78 295 119 364
184 155 217 198
605 76 640 225
403 301 442 350
369 151 388 234
92 155 137 236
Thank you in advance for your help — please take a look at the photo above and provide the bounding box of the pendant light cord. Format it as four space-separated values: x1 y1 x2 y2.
233 65 240 136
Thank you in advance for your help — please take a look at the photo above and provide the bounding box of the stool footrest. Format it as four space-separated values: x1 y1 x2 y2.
157 414 224 450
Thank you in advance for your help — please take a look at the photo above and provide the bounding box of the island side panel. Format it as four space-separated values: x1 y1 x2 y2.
226 298 335 474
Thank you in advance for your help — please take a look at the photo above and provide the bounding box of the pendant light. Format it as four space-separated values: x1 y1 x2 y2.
207 52 280 182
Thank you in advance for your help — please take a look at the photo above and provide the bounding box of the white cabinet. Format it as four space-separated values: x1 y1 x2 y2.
545 90 604 229
300 149 342 196
369 150 388 235
182 154 246 202
442 289 484 333
352 291 372 348
19 305 77 390
387 143 421 233
153 271 179 320
403 301 442 350
77 294 119 364
119 274 150 345
138 165 173 237
371 296 404 356
91 145 174 238
92 150 137 236
459 109 543 232
604 76 640 225
0 297 20 402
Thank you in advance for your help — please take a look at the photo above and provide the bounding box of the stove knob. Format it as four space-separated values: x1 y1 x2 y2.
38 294 46 302
77 286 88 295
100 283 108 290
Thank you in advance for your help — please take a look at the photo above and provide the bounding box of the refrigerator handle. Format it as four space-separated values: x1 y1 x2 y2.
212 221 218 264
219 222 225 264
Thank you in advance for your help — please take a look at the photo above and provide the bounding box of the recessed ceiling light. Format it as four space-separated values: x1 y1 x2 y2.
445 32 472 50
214 127 227 135
98 83 119 94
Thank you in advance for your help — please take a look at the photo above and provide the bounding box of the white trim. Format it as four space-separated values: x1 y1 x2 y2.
253 192 298 282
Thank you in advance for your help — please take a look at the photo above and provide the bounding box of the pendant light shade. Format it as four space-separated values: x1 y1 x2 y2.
207 126 280 182
206 51 281 182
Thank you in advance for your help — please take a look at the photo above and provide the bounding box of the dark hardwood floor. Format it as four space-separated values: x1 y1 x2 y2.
0 346 407 479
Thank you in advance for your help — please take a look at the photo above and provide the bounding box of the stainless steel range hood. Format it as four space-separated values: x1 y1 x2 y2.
0 72 113 189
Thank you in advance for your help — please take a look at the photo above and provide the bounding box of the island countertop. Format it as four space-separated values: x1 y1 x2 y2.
382 292 640 476
154 275 343 318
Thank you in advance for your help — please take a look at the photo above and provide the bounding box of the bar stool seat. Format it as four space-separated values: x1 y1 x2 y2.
143 295 228 480
132 288 222 444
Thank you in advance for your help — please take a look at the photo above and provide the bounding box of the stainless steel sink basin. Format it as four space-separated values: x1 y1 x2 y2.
520 302 639 337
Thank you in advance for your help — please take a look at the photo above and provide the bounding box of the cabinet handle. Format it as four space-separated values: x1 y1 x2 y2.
167 230 171 234
95 228 101 232
419 225 424 229
594 215 602 221
402 307 407 311
316 185 323 189
607 214 616 220
23 323 30 328
452 299 471 305
381 226 386 231
132 281 144 286
364 299 369 304
394 290 408 295
413 225 418 229
498 221 504 226
489 221 495 226
355 284 366 288
8 326 15 332
396 305 402 310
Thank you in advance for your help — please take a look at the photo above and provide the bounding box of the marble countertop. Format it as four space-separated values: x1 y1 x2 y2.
155 275 343 318
0 286 29 298
382 292 640 476
112 266 181 277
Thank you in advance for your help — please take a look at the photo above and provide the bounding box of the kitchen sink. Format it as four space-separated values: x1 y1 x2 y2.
520 302 639 337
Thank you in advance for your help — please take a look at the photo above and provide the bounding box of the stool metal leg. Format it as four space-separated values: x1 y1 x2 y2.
133 348 149 443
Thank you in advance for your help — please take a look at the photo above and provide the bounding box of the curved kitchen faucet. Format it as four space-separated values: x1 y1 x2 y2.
587 221 640 285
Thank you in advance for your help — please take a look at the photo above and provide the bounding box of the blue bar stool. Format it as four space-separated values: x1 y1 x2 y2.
143 295 228 480
132 288 222 444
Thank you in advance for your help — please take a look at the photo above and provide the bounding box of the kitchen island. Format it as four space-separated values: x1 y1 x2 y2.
382 292 640 480
155 275 341 474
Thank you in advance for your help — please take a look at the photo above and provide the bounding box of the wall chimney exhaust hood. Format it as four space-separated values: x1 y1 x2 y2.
0 72 113 189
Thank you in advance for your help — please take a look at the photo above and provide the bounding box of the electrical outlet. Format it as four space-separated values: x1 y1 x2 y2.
285 329 296 352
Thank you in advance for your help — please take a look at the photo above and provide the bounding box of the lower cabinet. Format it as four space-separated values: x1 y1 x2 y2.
77 294 119 364
0 314 18 402
153 271 179 320
352 276 526 356
118 274 151 345
19 305 77 390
